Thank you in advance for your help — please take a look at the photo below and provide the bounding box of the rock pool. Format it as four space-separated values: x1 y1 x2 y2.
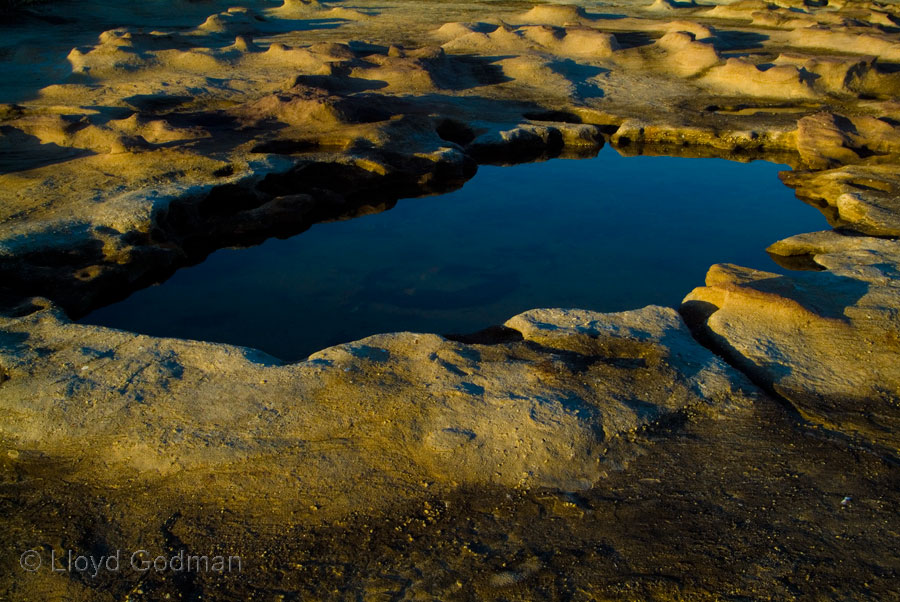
82 147 825 360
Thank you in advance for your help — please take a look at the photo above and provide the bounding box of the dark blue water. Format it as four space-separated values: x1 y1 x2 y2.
83 148 825 360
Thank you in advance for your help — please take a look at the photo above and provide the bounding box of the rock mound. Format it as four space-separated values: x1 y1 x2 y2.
0 304 762 516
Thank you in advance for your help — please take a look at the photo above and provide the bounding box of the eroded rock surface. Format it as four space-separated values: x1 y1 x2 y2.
782 162 900 236
2 0 900 599
2 0 900 314
0 304 758 509
684 232 900 452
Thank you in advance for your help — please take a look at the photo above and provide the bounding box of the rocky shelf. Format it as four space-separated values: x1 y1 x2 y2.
1 0 899 599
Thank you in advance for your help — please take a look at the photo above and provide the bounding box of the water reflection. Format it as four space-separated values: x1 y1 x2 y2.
82 147 826 360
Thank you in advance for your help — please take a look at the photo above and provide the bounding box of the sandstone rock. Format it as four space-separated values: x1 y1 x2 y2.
795 112 900 169
441 22 618 59
702 0 771 21
554 27 620 58
612 28 721 79
466 122 603 163
781 163 900 236
648 0 698 13
195 7 262 37
700 0 881 29
0 304 761 516
773 53 877 96
786 26 900 61
663 19 714 39
2 0 900 598
683 238 900 452
269 0 371 21
611 117 797 154
654 31 720 77
516 5 590 26
796 112 865 169
701 57 817 99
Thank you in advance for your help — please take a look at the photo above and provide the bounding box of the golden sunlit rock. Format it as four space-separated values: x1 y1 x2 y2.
1 0 899 598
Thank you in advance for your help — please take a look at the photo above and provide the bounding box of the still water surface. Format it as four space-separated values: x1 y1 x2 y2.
83 148 825 360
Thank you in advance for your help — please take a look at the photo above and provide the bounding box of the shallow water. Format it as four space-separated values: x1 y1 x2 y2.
83 148 826 360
